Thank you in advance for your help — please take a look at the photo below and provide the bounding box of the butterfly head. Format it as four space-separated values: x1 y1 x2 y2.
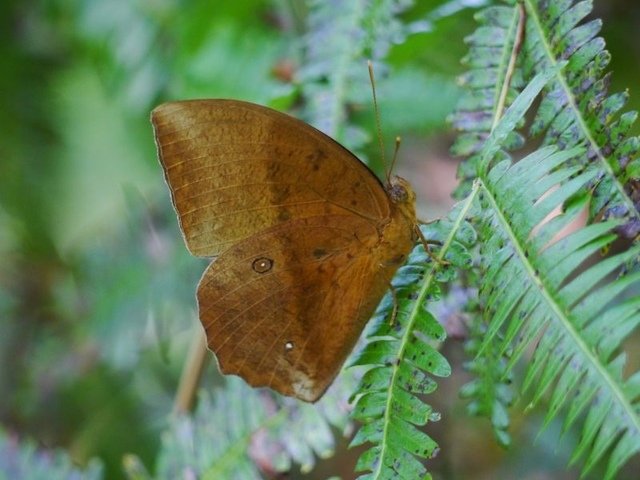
386 175 417 244
387 175 415 206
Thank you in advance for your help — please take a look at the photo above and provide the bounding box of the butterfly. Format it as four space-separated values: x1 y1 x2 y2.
151 99 417 402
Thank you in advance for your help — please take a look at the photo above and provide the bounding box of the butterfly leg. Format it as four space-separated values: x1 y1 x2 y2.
388 282 400 327
414 224 449 266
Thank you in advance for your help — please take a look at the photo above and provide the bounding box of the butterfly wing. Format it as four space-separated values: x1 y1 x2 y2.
197 214 397 402
152 99 415 401
151 100 391 257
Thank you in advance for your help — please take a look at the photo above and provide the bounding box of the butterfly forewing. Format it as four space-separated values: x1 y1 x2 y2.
151 100 391 257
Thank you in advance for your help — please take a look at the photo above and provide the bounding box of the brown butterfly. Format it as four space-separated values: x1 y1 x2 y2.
151 100 417 402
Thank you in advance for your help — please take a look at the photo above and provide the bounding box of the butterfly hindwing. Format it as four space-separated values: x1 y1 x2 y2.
197 214 390 402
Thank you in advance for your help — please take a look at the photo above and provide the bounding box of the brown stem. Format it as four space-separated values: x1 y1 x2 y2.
492 1 527 130
173 327 209 415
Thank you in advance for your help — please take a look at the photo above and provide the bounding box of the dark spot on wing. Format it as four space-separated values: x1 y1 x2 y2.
252 257 274 273
313 248 328 259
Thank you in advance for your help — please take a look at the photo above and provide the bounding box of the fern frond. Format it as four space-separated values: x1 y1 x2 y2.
452 5 640 472
0 427 103 480
475 98 640 478
299 0 413 149
522 0 640 237
460 313 515 448
148 376 355 479
450 2 527 196
454 65 559 447
349 192 478 479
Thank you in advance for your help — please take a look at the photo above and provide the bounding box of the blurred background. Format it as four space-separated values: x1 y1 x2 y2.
1 0 639 479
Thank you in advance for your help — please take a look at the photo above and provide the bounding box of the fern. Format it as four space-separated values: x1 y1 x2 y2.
0 427 103 480
123 375 356 479
476 132 640 479
454 0 640 478
308 1 640 477
450 1 527 197
349 194 477 479
451 3 640 475
299 0 414 150
453 0 640 240
450 2 531 447
453 66 558 446
459 307 515 448
130 1 640 478
521 0 640 236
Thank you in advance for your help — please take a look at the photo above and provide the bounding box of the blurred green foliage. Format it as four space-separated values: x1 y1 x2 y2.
1 0 639 479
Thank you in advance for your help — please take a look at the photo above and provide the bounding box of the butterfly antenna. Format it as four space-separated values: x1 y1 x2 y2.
368 60 390 185
389 136 402 179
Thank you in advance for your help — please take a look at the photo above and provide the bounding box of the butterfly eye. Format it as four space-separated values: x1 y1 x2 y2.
252 257 274 273
388 183 408 203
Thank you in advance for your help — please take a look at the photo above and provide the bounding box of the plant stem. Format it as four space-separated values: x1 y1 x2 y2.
173 327 209 415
